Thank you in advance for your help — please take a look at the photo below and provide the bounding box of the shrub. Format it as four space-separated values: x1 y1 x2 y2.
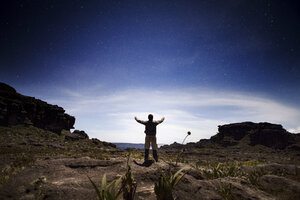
154 168 186 200
88 174 123 200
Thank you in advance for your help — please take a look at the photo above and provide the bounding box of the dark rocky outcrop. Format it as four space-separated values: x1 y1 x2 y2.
102 141 117 148
161 122 299 150
91 138 102 145
91 138 116 148
0 82 75 134
160 142 184 149
211 122 297 149
64 130 89 141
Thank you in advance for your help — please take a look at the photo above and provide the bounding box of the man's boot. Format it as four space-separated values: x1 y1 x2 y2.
144 149 149 162
153 150 158 162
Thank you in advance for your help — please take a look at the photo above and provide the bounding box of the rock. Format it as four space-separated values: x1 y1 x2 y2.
90 138 116 148
194 139 212 148
102 141 117 148
255 163 300 176
23 117 33 127
249 127 291 149
0 82 75 134
217 136 239 147
258 175 300 198
160 142 184 149
64 130 89 141
0 83 16 93
91 138 101 145
288 144 300 151
211 122 295 149
72 130 89 139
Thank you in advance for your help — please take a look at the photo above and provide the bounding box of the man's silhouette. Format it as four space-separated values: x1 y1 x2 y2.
135 114 165 162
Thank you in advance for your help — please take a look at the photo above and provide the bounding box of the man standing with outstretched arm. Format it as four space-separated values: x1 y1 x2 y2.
135 114 165 162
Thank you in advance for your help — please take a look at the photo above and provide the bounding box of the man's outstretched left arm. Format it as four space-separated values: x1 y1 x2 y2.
156 117 165 124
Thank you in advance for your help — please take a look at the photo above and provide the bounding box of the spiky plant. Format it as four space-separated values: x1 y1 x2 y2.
247 169 266 185
121 153 137 200
203 163 223 179
88 174 123 200
154 168 186 200
212 163 223 178
203 162 244 179
217 182 235 200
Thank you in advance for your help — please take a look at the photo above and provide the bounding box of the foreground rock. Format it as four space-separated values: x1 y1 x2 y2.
2 156 298 200
0 82 75 134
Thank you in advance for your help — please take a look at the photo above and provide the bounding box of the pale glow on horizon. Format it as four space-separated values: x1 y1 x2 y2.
46 87 300 144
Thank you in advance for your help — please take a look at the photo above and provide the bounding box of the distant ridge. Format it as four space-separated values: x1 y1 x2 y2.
113 143 165 150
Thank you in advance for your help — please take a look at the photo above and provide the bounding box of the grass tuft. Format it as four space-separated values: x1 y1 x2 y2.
217 182 235 200
246 169 266 185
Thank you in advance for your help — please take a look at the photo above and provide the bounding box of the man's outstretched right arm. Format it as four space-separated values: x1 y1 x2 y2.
135 116 146 125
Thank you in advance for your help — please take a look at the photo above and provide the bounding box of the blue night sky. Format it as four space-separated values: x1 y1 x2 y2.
1 0 300 144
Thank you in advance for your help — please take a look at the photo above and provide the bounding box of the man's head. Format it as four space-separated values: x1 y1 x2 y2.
148 114 153 121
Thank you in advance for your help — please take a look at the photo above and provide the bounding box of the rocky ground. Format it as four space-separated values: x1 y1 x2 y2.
0 125 300 200
0 153 299 200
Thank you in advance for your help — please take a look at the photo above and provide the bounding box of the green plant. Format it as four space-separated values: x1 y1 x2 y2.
217 182 235 200
242 160 262 167
203 162 243 179
88 174 123 200
203 163 224 179
0 153 35 188
121 153 137 200
154 168 186 200
247 169 266 185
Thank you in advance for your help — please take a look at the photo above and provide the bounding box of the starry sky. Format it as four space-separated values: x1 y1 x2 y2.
1 0 300 144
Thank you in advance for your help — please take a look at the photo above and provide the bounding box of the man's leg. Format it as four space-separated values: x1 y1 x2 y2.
152 136 158 162
144 136 150 161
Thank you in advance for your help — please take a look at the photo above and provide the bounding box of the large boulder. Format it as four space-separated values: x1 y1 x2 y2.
0 82 75 134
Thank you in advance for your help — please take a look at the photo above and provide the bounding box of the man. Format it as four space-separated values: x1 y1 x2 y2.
135 114 165 162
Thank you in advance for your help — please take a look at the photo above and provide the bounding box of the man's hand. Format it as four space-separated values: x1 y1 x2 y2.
161 117 165 121
134 116 138 120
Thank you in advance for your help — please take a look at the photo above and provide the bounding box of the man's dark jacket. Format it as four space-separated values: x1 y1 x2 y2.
136 119 164 136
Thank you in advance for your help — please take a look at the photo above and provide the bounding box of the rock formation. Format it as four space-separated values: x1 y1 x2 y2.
211 122 297 149
162 122 299 150
64 130 89 141
0 82 75 134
